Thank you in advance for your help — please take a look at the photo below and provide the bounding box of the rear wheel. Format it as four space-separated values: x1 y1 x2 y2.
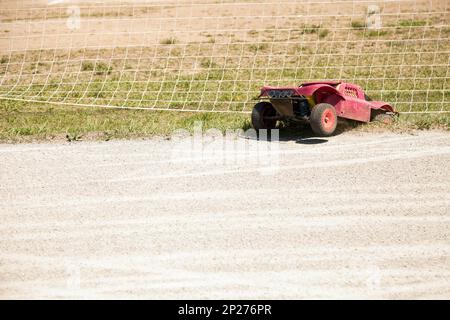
310 103 337 136
251 102 278 130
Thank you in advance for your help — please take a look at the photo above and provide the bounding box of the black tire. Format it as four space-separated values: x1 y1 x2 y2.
310 103 338 136
251 102 277 130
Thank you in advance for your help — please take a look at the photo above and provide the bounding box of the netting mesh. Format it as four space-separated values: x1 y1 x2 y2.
0 0 448 113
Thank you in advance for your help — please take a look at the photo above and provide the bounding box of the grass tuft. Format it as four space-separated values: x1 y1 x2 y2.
351 20 365 29
81 61 94 71
319 29 329 39
248 43 268 52
366 30 390 37
95 62 112 75
160 37 177 45
200 58 219 69
399 19 427 27
303 25 320 34
81 61 112 75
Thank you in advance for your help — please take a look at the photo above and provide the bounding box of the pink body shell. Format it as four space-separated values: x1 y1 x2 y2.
260 81 394 122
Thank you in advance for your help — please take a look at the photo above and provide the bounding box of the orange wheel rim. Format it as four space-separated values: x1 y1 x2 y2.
322 109 335 130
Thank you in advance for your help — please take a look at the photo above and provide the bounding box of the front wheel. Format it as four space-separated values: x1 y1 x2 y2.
310 103 337 136
371 112 395 125
251 102 278 130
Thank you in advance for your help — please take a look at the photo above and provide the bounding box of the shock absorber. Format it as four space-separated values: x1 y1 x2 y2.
293 99 311 119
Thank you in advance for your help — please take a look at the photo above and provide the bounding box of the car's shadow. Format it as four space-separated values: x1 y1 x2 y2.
241 120 360 144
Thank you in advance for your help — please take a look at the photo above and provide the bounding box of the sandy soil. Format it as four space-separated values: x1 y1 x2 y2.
0 130 449 299
1 0 446 52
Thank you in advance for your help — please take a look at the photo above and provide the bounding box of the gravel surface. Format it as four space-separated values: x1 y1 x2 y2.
1 131 449 299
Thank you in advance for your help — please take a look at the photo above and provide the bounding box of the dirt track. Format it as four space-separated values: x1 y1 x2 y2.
1 131 450 299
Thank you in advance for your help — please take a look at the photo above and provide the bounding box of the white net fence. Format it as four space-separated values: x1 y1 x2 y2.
0 0 448 113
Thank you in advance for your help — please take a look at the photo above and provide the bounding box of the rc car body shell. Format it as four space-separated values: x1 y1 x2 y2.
258 81 394 123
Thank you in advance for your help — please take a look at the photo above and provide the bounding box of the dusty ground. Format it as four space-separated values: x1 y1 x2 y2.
0 130 449 299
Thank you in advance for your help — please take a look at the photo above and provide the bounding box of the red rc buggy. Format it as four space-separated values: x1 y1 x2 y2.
253 81 396 136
